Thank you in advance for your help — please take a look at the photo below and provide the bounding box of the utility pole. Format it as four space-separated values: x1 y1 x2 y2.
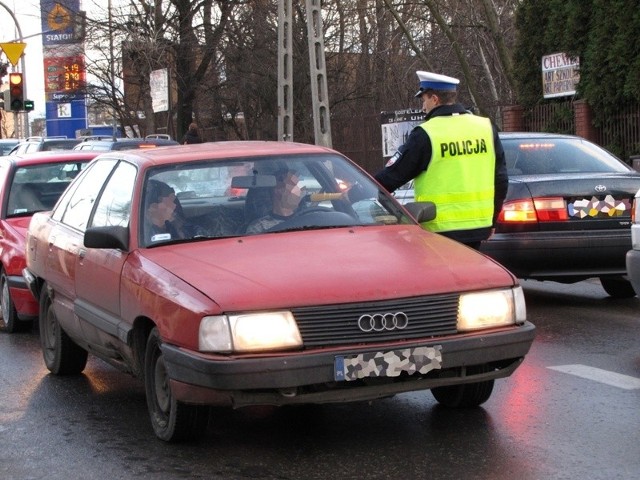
277 0 292 142
277 0 332 147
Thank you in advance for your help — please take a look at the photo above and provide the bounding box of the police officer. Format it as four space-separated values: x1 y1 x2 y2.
375 71 508 250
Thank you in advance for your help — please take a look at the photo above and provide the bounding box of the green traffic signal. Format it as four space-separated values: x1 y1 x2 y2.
23 99 34 111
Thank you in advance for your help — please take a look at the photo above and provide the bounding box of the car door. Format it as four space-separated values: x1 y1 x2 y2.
74 161 136 356
44 159 118 337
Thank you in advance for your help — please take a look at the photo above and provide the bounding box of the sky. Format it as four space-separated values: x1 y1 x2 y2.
1 0 110 119
1 0 48 117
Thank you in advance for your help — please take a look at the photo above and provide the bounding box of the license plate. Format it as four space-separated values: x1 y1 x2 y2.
334 346 442 382
568 196 631 219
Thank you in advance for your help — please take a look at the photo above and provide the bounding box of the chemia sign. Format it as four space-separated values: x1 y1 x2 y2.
541 52 580 99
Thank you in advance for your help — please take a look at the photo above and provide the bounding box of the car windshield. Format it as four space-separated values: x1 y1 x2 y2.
141 153 412 246
502 137 632 175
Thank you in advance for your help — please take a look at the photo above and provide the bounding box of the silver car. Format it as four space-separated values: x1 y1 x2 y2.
625 188 640 296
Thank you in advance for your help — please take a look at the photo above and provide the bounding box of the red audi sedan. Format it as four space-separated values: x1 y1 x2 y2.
24 141 535 441
0 151 98 332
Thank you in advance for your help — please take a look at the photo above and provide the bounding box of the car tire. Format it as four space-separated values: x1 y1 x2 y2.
431 366 494 407
599 277 636 298
1 270 28 333
39 285 88 375
144 327 210 442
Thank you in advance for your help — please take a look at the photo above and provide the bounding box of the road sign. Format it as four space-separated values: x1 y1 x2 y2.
0 43 26 66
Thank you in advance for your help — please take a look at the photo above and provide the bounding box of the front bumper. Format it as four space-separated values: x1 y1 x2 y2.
162 321 535 407
480 230 630 279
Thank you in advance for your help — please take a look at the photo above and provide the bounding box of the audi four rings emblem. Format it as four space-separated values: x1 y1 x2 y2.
357 312 409 332
594 185 606 192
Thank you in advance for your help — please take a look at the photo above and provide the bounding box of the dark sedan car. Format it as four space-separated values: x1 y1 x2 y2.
480 132 640 298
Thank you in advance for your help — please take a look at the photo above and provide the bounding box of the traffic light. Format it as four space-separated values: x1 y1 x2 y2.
23 99 34 111
9 73 24 111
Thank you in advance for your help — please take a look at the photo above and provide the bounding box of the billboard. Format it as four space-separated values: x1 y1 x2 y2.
380 109 425 158
542 52 580 99
40 0 87 137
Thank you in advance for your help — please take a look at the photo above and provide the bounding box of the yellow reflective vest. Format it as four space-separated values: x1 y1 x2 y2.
415 114 496 233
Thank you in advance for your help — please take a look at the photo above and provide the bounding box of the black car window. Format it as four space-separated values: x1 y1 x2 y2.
91 161 137 228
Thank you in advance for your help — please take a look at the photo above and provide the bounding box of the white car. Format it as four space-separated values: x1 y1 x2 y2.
392 180 415 204
625 188 640 296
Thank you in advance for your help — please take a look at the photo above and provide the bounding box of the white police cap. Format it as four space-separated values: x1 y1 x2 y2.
414 71 460 97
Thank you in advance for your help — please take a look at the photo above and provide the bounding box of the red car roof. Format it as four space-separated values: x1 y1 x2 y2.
107 141 340 168
6 151 101 167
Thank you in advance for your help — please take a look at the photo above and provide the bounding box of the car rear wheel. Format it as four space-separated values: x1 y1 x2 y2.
430 366 494 407
599 277 636 298
1 270 27 333
144 327 210 442
39 285 88 374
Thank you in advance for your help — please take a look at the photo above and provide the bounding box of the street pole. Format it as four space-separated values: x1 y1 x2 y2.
108 0 118 140
0 0 30 137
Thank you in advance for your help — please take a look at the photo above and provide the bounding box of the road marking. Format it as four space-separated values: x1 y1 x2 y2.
548 364 640 390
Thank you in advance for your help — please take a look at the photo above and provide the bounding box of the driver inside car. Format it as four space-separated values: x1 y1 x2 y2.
246 168 303 234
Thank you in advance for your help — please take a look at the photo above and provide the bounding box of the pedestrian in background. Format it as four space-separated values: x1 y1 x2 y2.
375 71 508 250
182 122 203 144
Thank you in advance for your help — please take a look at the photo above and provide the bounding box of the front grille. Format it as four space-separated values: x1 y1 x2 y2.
292 293 459 347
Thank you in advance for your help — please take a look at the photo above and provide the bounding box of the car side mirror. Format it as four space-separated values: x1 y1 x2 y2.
404 201 436 223
84 226 129 250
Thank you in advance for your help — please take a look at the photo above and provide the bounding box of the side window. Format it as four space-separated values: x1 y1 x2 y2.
59 159 118 231
91 162 136 227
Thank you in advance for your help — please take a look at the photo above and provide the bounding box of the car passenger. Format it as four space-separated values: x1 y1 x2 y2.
144 180 204 243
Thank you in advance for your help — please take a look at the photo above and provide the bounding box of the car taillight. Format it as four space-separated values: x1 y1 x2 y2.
498 197 568 223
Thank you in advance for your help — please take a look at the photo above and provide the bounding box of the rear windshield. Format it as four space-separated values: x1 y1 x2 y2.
501 137 632 175
41 140 81 151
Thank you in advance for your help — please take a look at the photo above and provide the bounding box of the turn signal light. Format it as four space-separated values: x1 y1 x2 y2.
499 197 567 223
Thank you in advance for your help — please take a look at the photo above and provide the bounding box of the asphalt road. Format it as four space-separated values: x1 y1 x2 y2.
1 278 639 480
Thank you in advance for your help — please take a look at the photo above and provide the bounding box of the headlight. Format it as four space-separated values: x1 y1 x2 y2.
199 311 302 353
457 286 526 332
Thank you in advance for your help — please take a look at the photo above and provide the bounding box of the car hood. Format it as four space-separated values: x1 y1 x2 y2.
139 226 516 311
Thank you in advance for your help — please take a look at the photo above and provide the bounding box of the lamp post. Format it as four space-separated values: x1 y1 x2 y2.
0 1 30 137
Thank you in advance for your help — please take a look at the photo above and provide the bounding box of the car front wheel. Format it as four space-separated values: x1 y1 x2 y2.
599 276 636 298
431 366 494 407
39 284 88 374
144 327 210 442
